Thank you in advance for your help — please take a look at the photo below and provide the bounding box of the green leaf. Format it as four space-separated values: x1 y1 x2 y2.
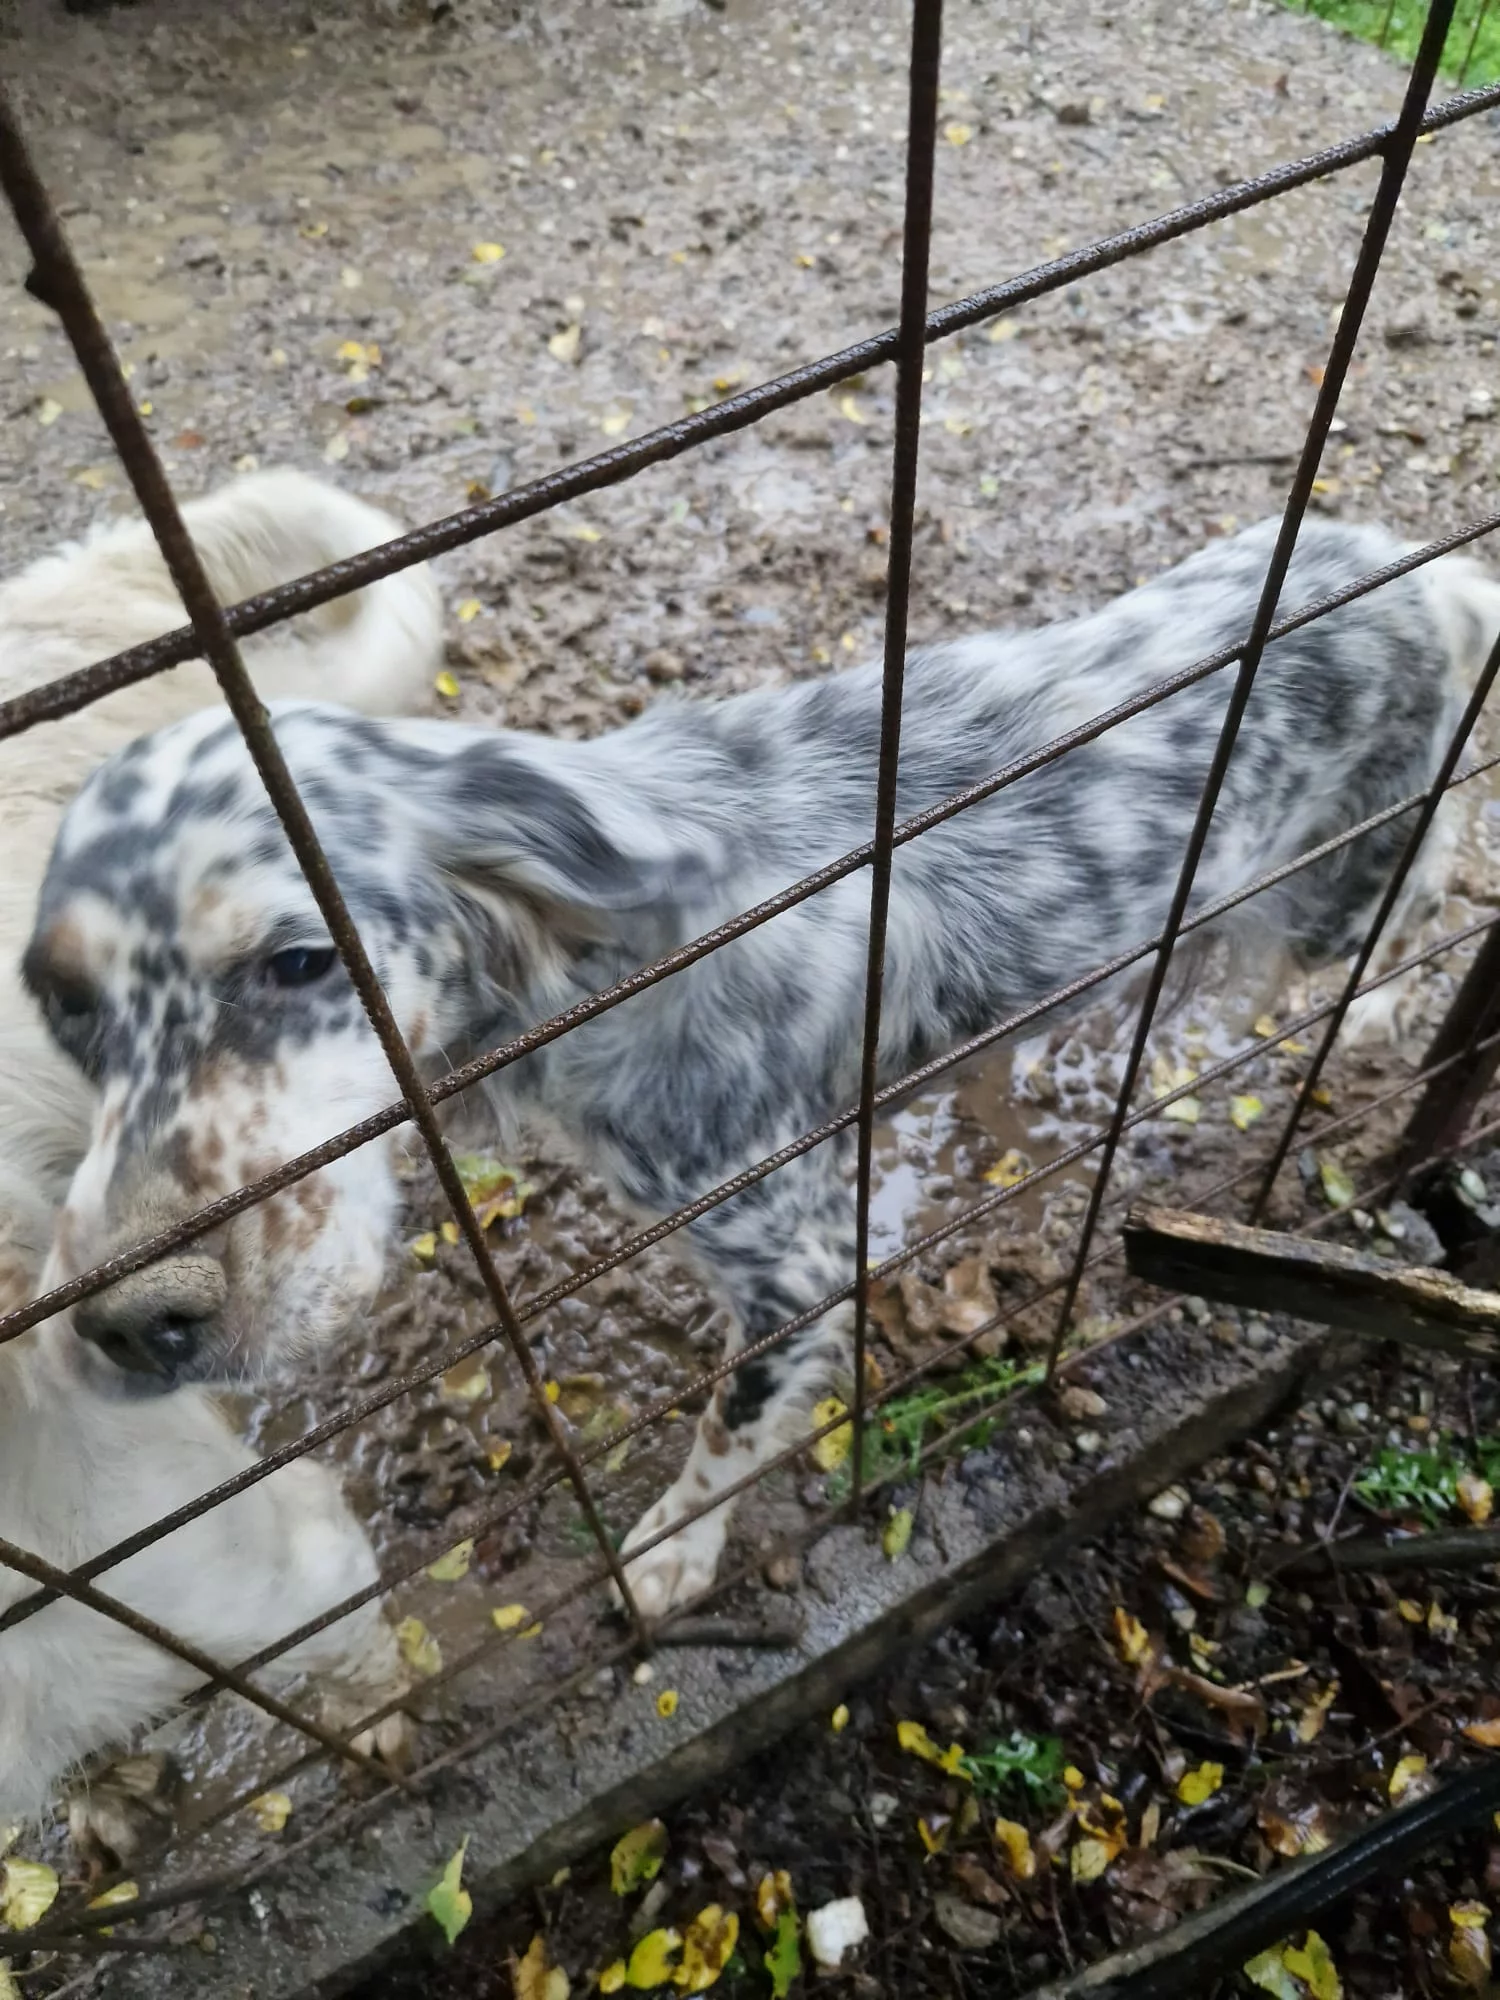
960 1729 1066 1803
764 1909 802 1999
881 1507 914 1560
610 1820 669 1897
1244 1948 1302 1999
425 1837 472 1946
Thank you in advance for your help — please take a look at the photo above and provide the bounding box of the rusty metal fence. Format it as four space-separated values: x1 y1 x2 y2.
3 0 1500 1979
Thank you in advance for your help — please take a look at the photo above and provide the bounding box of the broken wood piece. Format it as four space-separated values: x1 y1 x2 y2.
1277 1523 1500 1580
1123 1203 1500 1361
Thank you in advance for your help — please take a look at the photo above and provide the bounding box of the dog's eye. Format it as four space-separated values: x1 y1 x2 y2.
264 945 338 989
47 979 98 1022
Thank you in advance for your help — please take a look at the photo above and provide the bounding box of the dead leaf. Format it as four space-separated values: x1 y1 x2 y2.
427 1539 474 1583
1230 1095 1265 1132
993 1818 1036 1880
983 1149 1030 1188
611 1820 668 1896
1389 1752 1428 1801
755 1871 795 1931
512 1932 569 2000
444 1363 492 1404
1 1858 59 1929
1464 1718 1500 1748
674 1905 737 1991
626 1930 682 1989
1284 1931 1343 1999
1244 1947 1302 1998
950 1854 1006 1906
882 1507 914 1560
1296 1682 1339 1744
1176 1762 1223 1807
933 1890 999 1949
1458 1472 1494 1525
1114 1606 1153 1667
897 1720 969 1778
1071 1835 1113 1883
1258 1795 1334 1857
810 1397 851 1471
396 1616 442 1678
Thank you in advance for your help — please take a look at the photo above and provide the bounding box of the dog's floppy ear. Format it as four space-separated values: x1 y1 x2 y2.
423 737 692 919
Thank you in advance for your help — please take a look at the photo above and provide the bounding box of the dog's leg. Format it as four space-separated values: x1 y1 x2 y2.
618 1140 856 1620
1340 792 1462 1049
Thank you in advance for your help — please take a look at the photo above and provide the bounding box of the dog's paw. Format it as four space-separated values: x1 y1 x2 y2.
1340 982 1406 1050
66 1751 181 1880
615 1492 728 1622
348 1708 417 1774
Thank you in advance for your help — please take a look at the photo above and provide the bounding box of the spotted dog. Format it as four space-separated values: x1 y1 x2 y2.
0 470 440 1820
27 518 1500 1620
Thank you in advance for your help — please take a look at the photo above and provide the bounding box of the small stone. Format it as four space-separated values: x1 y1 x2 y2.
632 1661 656 1685
807 1897 870 1969
764 1551 801 1592
1059 1385 1107 1422
867 1790 899 1830
1073 1430 1103 1456
1148 1484 1189 1522
1054 100 1091 125
1384 304 1430 348
933 1892 1002 1950
644 648 685 683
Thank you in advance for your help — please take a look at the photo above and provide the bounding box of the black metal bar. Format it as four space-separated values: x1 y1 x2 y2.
849 0 944 1514
0 88 648 1642
1043 0 1459 1374
1248 621 1500 1217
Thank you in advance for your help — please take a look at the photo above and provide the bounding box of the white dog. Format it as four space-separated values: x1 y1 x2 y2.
0 472 440 1823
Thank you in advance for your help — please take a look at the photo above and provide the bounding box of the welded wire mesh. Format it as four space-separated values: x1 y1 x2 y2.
1 0 1498 1976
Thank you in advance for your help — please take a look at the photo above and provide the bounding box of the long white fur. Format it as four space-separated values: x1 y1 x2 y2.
0 472 440 1821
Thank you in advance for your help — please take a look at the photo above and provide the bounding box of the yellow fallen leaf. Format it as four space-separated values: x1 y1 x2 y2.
1253 1013 1278 1038
674 1905 738 1991
457 599 483 622
657 1689 680 1719
323 431 349 463
565 523 603 542
1113 1606 1153 1666
411 1231 438 1264
300 219 329 238
427 1837 472 1945
917 1813 950 1855
830 1704 850 1733
810 1397 851 1472
795 252 815 268
36 397 62 426
493 1602 530 1634
1063 1766 1087 1792
1245 1947 1302 1998
472 241 506 263
882 1507 914 1560
1398 1598 1424 1623
74 466 109 489
1071 1835 1112 1882
987 317 1019 342
445 1363 492 1404
440 1220 461 1247
1162 1095 1201 1124
1319 1158 1356 1208
944 121 973 145
521 1621 543 1640
397 1616 443 1677
487 1441 513 1472
626 1929 682 1989
1230 1095 1264 1132
896 1719 969 1777
435 670 461 699
600 1967 627 1995
838 395 868 425
249 1791 293 1833
428 1539 474 1583
1450 1912 1492 1991
86 1879 138 1935
543 1379 561 1404
137 399 154 417
340 265 362 289
993 1817 1036 1880
1430 1601 1459 1641
514 1931 570 2000
1452 1901 1490 1929
610 1820 668 1897
1283 1931 1343 2000
1296 1682 1339 1744
1458 1471 1494 1525
712 371 745 392
1176 1761 1223 1806
1464 1718 1500 1748
548 324 582 363
1389 1753 1428 1800
983 1149 1029 1187
601 407 632 438
1 1858 59 1929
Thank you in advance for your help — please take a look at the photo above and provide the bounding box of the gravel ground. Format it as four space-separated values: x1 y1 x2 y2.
2 0 1500 1991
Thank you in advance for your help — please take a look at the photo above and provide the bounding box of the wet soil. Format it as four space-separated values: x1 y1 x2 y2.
2 0 1500 1989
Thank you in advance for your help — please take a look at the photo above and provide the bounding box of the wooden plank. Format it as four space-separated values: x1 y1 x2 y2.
1123 1202 1500 1361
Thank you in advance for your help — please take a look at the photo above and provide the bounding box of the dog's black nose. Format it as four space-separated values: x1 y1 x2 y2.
73 1260 225 1387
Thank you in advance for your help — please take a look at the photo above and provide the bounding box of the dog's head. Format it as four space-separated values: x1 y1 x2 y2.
26 700 683 1393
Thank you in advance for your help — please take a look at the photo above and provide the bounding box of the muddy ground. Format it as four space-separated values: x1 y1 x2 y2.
2 0 1500 1991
